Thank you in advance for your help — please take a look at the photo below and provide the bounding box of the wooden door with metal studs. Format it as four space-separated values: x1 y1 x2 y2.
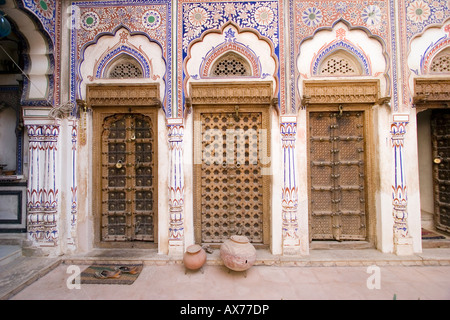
101 113 156 242
195 106 270 246
431 109 450 234
309 107 367 241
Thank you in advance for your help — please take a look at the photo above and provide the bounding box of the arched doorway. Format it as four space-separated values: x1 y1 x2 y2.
88 84 161 248
191 81 274 247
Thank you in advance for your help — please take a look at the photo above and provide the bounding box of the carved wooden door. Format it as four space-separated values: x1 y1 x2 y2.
309 110 367 241
431 109 450 233
101 114 156 242
195 107 270 245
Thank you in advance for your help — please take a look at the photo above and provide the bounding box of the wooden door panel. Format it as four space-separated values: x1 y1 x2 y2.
101 114 155 242
310 110 367 241
196 108 269 245
432 109 450 233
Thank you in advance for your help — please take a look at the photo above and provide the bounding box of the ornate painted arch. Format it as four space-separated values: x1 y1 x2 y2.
2 0 59 106
75 24 165 97
295 18 390 104
92 43 154 80
420 30 450 74
311 39 372 76
184 20 280 112
199 28 262 78
179 0 286 116
70 0 172 116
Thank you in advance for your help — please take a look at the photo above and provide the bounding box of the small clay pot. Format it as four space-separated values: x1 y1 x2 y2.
183 244 207 270
220 235 256 272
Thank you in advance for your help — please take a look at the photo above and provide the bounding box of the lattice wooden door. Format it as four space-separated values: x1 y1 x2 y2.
195 108 269 245
431 109 450 233
309 110 367 241
101 114 156 242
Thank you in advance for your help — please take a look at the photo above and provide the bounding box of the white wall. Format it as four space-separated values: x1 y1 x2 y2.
405 110 423 253
0 108 17 172
296 108 309 255
417 110 434 230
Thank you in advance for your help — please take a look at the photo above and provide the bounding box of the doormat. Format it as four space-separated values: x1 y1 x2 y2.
422 228 446 240
77 264 143 285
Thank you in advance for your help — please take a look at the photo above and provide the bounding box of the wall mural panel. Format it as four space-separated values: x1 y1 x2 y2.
19 0 57 44
70 0 172 116
11 0 449 256
289 0 393 110
178 0 286 115
400 0 450 107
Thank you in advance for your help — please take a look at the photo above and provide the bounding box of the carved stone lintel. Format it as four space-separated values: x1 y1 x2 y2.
377 96 391 106
49 102 75 120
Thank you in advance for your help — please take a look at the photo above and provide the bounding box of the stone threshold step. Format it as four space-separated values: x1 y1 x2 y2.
61 248 450 267
0 245 22 266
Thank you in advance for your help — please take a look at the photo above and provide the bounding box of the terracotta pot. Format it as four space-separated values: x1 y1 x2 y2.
220 235 256 272
183 244 207 270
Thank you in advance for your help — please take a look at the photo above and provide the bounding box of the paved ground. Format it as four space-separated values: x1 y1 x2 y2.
9 263 450 300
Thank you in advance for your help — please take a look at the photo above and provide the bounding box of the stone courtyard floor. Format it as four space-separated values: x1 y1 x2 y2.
9 263 450 301
2 247 450 301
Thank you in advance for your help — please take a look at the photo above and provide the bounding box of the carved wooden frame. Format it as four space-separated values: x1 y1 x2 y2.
413 78 450 110
187 81 275 108
88 84 160 249
304 80 378 247
190 81 274 247
302 79 380 107
87 84 161 108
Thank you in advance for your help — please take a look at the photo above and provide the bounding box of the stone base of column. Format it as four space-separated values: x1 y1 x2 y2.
282 235 302 256
283 245 302 256
168 240 184 257
394 236 414 256
22 237 60 257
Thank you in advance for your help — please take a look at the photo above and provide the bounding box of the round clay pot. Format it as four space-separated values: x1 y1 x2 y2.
183 244 207 270
220 235 256 272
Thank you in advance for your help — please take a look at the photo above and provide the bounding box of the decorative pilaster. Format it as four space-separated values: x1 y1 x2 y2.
167 118 185 255
280 116 301 255
390 114 413 255
67 119 78 250
25 123 60 246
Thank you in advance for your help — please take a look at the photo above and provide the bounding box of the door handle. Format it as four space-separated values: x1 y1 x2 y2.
338 104 343 117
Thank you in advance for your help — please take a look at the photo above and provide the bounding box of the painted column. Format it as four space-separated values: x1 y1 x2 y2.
25 120 60 248
67 118 78 250
167 118 185 255
390 114 413 255
280 116 301 255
